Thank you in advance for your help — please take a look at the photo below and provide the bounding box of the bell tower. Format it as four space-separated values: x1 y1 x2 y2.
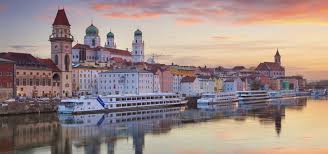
49 9 74 97
132 29 144 63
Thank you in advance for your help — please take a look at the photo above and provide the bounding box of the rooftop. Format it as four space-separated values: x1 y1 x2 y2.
101 68 152 74
0 58 15 64
255 62 285 71
181 76 196 83
53 9 70 26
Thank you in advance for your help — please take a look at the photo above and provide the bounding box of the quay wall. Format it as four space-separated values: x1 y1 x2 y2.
0 101 58 115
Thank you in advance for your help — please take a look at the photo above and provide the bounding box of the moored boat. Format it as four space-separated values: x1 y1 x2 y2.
197 92 238 108
237 91 270 104
58 93 187 114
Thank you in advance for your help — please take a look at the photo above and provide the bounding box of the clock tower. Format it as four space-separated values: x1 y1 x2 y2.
50 9 74 97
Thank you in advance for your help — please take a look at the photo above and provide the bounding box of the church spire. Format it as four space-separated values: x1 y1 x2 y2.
52 9 70 26
274 49 281 65
275 48 280 56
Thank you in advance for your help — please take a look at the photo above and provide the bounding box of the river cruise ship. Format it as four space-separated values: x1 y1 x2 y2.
237 91 270 104
197 92 238 107
58 93 187 114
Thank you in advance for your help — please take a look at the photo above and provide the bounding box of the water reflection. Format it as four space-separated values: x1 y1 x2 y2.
0 97 312 154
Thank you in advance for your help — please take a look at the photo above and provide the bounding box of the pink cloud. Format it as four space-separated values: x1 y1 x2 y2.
102 12 161 20
92 3 113 11
176 17 204 25
89 0 328 25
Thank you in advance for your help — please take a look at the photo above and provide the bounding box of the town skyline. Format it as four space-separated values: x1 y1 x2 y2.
1 0 328 80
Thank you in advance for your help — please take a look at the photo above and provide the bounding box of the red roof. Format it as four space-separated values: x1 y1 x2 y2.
72 43 90 49
53 9 70 26
103 47 131 56
110 57 125 63
0 52 59 71
37 58 61 72
255 62 285 71
72 43 132 57
181 76 196 83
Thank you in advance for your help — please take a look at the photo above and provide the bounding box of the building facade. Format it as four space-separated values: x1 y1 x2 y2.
223 78 243 92
72 65 107 96
98 68 158 95
0 53 62 98
180 76 215 97
0 58 16 101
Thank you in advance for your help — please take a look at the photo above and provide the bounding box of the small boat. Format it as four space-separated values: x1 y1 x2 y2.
58 93 187 114
237 91 270 104
268 91 282 99
197 92 238 108
268 90 297 99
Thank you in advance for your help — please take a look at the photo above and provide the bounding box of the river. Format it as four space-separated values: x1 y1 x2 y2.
0 97 327 154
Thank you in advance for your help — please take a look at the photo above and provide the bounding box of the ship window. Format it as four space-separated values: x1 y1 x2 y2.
117 104 121 107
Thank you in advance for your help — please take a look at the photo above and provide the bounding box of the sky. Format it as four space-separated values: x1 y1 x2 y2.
0 0 328 80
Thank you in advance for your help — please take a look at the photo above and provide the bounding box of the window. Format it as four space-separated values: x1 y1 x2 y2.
35 79 39 86
42 79 46 86
29 79 33 86
16 79 19 86
92 39 96 46
55 55 58 65
65 54 70 71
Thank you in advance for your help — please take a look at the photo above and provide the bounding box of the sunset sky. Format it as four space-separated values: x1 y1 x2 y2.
0 0 328 80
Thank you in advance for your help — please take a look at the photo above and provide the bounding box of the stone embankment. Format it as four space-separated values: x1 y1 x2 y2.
0 100 58 115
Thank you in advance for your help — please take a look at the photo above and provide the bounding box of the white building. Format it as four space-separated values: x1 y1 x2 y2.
98 68 159 95
172 74 183 93
223 78 243 92
180 76 215 97
72 24 147 66
72 65 107 96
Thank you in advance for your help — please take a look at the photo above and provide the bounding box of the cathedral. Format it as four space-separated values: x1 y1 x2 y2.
71 22 145 67
50 9 146 97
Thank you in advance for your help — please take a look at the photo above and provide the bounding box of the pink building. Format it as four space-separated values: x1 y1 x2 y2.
157 68 174 93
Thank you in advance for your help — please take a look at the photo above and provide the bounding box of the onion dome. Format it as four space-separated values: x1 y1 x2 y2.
134 29 142 36
107 31 114 38
86 24 99 36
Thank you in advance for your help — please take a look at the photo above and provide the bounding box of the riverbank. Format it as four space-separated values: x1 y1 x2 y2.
0 101 58 115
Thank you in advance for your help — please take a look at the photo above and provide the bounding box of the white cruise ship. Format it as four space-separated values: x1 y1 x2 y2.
197 92 238 108
58 93 187 114
237 91 270 104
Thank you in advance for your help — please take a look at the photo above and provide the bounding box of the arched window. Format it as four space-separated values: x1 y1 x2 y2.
55 55 58 65
65 55 70 71
92 39 96 46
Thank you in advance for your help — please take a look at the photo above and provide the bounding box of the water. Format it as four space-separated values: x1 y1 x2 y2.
1 97 328 154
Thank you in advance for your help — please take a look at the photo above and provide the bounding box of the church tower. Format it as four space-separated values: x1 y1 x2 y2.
84 24 100 48
105 31 116 48
274 49 281 65
50 9 74 97
132 29 144 63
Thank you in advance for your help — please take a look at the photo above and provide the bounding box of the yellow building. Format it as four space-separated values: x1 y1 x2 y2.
169 65 195 76
214 77 224 92
72 65 108 96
